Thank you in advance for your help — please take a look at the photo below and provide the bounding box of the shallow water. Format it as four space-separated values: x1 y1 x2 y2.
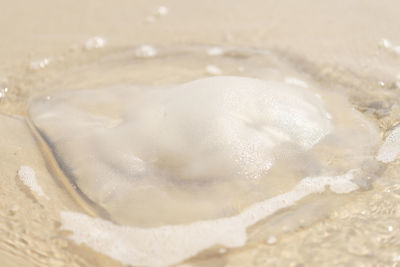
2 43 397 266
1 1 400 266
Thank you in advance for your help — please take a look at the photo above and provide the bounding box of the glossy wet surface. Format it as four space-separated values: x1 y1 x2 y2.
1 1 400 266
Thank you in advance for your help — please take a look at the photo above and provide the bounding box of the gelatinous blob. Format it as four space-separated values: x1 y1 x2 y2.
29 76 379 228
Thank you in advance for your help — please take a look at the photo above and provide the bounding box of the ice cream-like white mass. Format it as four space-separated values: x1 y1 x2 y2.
28 76 380 265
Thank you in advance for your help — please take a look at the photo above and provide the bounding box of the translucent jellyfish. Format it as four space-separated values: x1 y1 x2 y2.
28 76 380 265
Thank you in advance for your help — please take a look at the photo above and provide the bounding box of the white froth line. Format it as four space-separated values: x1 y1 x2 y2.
60 170 358 267
376 125 400 163
18 166 50 200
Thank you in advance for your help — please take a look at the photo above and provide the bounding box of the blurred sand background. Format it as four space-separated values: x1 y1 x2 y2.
1 0 400 67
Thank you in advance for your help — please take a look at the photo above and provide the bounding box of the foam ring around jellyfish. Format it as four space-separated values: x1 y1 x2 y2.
25 45 383 265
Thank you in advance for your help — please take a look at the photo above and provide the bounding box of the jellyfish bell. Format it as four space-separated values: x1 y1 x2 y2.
28 76 379 227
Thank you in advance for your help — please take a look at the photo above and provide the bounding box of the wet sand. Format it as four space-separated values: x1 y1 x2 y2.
1 0 400 266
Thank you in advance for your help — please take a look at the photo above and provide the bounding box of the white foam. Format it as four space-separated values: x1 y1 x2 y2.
85 37 106 50
393 255 400 262
156 6 169 16
207 47 224 56
376 125 400 163
379 38 400 56
17 166 49 200
380 38 392 49
29 58 50 70
284 77 309 88
267 235 277 244
135 45 158 58
1 86 7 97
205 65 222 75
61 170 358 267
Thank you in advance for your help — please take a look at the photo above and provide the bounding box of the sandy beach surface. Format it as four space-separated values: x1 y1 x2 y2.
1 0 400 266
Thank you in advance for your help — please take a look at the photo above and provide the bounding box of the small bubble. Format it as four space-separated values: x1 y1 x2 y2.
145 6 169 22
379 38 400 56
135 45 158 58
9 204 20 215
30 58 50 70
378 81 385 87
207 47 224 56
205 65 222 75
1 86 9 101
266 235 277 244
11 204 20 212
157 6 169 16
388 225 393 232
380 39 392 49
85 36 106 49
218 247 227 254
